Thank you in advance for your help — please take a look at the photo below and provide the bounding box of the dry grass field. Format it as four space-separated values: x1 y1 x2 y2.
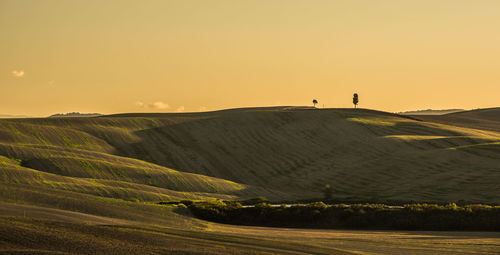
1 203 499 255
0 107 499 254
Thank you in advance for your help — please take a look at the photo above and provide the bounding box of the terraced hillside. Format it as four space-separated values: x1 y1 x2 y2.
1 106 499 205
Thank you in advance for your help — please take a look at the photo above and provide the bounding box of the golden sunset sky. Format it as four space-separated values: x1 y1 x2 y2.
1 0 499 116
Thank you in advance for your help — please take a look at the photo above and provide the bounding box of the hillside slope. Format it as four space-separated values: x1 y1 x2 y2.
1 107 500 203
413 107 500 132
0 117 281 206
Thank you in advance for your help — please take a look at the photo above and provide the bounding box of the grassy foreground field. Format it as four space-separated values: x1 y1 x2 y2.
0 107 499 254
1 203 499 255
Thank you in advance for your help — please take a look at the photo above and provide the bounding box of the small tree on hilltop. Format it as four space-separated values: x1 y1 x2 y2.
353 93 359 108
313 99 318 108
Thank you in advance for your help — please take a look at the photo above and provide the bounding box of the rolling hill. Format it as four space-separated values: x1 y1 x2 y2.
1 106 499 205
399 109 465 115
1 106 500 254
413 107 500 132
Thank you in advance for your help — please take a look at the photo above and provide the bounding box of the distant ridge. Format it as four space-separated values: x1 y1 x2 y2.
49 112 103 118
0 114 31 119
414 107 500 132
399 109 465 115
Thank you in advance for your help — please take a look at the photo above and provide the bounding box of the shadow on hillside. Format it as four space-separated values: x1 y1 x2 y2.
116 111 487 173
105 110 500 188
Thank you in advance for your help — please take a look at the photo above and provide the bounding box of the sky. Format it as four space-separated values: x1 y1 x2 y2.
1 0 500 116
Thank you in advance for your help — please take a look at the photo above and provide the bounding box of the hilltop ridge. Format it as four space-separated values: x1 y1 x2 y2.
49 112 103 118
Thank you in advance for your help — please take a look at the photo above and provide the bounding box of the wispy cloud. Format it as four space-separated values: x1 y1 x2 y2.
152 101 170 109
175 106 185 112
135 101 170 110
12 70 24 78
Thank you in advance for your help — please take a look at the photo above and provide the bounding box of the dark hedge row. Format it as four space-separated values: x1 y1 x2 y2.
187 201 500 231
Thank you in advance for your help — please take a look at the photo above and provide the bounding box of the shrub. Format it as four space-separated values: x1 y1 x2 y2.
187 202 500 231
